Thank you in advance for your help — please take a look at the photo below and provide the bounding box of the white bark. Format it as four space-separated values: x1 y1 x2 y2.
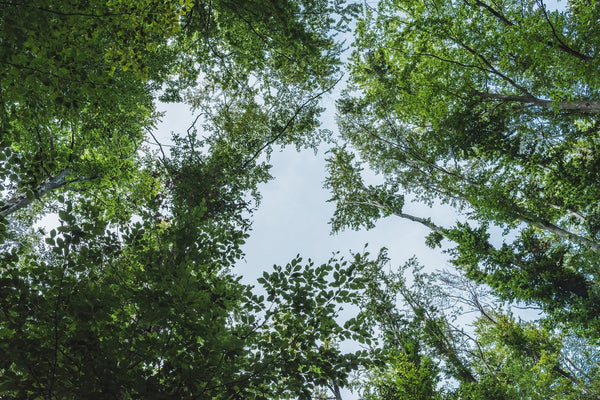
476 92 600 113
1 168 72 217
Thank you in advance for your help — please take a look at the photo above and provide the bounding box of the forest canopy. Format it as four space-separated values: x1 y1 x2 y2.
1 0 599 399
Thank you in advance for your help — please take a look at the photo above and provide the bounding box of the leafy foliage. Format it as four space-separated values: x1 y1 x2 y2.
0 1 369 398
0 195 376 398
352 256 600 399
3 0 600 398
0 0 355 225
331 0 600 339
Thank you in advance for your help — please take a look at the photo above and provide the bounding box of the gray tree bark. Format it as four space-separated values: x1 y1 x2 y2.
1 168 72 218
476 92 600 113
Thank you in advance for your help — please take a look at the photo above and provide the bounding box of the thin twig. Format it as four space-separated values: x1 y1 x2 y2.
146 128 169 171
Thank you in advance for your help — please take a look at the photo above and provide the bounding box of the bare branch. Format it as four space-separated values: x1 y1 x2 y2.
146 127 170 172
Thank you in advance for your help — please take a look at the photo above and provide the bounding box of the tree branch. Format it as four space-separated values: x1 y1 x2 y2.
466 0 591 61
475 92 600 113
536 0 592 61
1 168 72 218
241 75 343 170
451 38 536 98
145 127 170 171
468 0 515 26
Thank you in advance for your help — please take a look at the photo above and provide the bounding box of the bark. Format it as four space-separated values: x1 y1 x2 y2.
1 168 71 218
328 381 342 400
394 210 448 236
476 92 600 113
517 213 600 252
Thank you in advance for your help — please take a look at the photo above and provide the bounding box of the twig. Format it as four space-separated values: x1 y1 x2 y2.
146 128 169 171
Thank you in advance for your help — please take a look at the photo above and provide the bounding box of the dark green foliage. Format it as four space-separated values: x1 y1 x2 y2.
0 1 369 398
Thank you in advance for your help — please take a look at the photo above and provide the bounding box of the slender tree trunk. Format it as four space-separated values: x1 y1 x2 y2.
475 92 600 113
328 381 342 400
517 213 600 252
1 168 71 218
394 211 448 236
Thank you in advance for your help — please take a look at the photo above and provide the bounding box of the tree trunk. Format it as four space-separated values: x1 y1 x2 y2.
1 168 72 218
517 213 600 252
475 92 600 113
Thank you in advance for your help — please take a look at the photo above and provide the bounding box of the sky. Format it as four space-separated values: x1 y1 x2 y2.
152 0 577 318
153 1 566 395
155 95 458 284
15 1 573 398
153 2 572 395
139 0 573 396
156 88 459 399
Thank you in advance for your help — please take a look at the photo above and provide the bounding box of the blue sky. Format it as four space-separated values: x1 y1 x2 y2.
155 92 457 286
156 84 458 398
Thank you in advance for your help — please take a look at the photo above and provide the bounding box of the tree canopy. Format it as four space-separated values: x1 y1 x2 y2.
325 0 600 397
330 0 600 337
2 0 600 398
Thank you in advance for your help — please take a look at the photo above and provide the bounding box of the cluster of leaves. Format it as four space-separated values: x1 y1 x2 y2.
0 0 188 226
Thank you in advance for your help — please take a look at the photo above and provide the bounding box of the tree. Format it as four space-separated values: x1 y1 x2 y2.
357 255 445 400
0 0 190 221
0 1 373 398
350 254 600 400
330 0 600 337
0 0 356 227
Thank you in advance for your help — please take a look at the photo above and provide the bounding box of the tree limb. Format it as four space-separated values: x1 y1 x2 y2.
475 92 600 113
1 168 72 218
241 74 343 170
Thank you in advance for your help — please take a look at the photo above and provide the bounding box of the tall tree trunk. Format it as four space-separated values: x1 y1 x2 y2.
1 168 72 218
475 92 600 113
516 213 600 252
